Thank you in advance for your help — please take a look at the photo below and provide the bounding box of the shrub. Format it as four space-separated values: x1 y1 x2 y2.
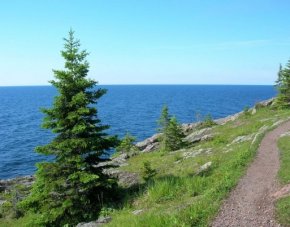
142 161 157 182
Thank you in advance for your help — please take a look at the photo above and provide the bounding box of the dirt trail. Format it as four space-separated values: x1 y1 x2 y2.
212 120 290 227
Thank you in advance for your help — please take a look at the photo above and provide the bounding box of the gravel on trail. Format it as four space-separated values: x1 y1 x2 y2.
212 121 290 227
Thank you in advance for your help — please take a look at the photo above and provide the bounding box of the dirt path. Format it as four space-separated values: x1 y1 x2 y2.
212 120 290 227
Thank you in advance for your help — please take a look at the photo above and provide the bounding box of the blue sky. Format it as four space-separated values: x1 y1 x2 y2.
1 0 290 86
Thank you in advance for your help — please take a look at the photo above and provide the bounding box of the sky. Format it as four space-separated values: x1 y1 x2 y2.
1 0 290 86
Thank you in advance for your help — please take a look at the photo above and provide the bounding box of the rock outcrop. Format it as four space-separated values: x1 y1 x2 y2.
184 128 214 143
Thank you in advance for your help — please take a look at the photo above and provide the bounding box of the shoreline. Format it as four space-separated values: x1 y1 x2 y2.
0 97 275 182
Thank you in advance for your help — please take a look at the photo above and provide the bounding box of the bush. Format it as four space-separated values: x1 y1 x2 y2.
116 133 138 154
243 106 251 116
198 114 217 129
142 161 157 182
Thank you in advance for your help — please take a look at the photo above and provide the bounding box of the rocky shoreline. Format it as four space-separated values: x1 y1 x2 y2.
0 98 276 226
0 98 274 188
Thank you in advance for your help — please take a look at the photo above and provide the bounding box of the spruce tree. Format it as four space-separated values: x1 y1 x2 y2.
158 105 185 152
165 117 185 151
20 30 118 226
275 61 290 108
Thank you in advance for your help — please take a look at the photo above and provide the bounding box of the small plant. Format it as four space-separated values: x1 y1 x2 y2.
254 103 264 110
198 114 217 129
243 106 251 116
142 161 157 182
174 153 183 162
116 132 138 154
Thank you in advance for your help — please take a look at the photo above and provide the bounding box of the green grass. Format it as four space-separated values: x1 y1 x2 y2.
275 135 290 226
2 107 290 226
105 107 290 227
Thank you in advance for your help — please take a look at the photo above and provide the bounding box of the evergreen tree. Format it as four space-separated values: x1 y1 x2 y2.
19 30 118 226
158 105 170 133
158 105 185 152
275 61 290 108
116 132 138 153
165 117 185 151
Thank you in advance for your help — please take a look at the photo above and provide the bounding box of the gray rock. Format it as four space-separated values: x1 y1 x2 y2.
132 209 143 215
251 108 257 115
136 133 161 150
142 142 159 153
182 148 212 159
0 175 34 192
258 98 274 107
117 172 140 187
181 122 200 134
76 216 112 227
214 111 244 125
184 128 213 143
0 200 7 205
229 134 255 145
280 131 290 137
196 162 212 175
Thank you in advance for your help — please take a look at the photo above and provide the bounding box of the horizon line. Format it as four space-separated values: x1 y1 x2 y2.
0 83 275 87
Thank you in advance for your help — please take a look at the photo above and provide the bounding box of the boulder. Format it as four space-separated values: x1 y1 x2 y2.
132 209 143 215
76 216 112 227
142 142 159 153
136 133 161 150
181 122 200 134
196 162 212 176
184 128 213 143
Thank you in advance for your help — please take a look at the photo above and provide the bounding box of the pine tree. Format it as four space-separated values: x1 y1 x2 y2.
165 117 185 151
19 30 118 226
116 132 138 153
158 105 185 152
275 61 290 108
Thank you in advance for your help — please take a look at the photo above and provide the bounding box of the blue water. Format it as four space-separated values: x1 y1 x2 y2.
0 85 276 179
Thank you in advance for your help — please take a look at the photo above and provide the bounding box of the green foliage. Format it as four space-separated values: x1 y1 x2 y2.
106 106 290 227
142 161 157 182
276 135 290 226
116 133 138 154
158 105 185 152
198 114 217 129
19 30 118 226
243 106 251 116
158 105 170 134
275 62 290 108
277 136 290 184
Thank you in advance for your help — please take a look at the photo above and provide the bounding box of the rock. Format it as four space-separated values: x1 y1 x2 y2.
117 172 140 187
280 131 290 137
196 162 212 176
132 209 143 215
111 153 129 166
136 133 161 150
0 175 34 192
258 98 274 107
272 119 284 127
229 134 255 145
182 148 212 159
181 122 200 134
214 111 244 125
76 216 112 227
0 200 7 205
251 108 257 115
142 142 159 153
184 128 213 143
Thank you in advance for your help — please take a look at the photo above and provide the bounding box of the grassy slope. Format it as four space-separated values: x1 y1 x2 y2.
1 107 290 226
106 108 290 227
276 136 290 226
